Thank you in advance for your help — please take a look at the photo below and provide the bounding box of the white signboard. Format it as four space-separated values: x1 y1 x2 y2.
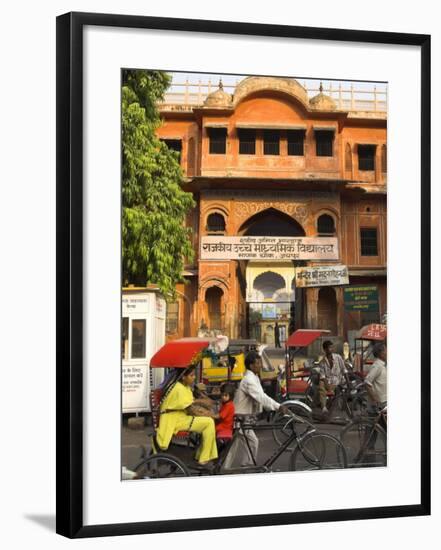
201 236 339 260
122 294 150 314
295 265 349 287
122 364 148 408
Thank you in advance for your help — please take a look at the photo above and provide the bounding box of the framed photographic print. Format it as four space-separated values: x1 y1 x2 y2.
56 11 430 538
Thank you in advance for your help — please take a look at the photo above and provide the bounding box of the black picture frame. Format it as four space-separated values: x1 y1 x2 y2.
56 11 431 539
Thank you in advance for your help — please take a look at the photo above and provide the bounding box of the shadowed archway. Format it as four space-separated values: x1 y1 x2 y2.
239 207 305 237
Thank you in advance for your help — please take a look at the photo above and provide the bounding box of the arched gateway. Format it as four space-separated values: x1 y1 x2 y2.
239 208 305 344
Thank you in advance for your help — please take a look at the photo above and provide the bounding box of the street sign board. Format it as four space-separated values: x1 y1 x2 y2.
344 285 379 312
295 265 349 287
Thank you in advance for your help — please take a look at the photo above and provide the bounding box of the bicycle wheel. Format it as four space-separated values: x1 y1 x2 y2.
272 403 310 450
133 452 190 479
327 394 352 425
340 419 387 467
290 432 348 471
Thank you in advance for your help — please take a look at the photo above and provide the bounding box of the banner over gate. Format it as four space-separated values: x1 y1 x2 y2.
200 236 339 260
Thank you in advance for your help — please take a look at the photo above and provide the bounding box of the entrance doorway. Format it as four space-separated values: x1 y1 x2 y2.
239 207 305 342
247 270 293 344
248 301 294 345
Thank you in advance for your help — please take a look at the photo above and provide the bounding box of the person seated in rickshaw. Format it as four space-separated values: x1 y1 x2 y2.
155 365 218 466
318 340 346 414
213 383 236 452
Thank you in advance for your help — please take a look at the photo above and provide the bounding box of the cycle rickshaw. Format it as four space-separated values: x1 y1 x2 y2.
132 338 348 479
273 329 366 430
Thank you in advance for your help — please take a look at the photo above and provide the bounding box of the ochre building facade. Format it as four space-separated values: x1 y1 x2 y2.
157 77 387 345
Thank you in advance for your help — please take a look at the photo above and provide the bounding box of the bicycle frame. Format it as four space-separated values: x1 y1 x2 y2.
213 415 315 475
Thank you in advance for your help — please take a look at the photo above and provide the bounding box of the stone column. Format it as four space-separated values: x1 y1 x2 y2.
375 144 381 183
305 287 319 329
335 286 344 338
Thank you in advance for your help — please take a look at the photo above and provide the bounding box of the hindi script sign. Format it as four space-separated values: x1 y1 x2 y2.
295 265 349 287
200 236 339 260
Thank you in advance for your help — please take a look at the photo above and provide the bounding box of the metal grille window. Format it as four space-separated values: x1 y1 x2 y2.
315 130 334 157
263 130 280 155
131 319 146 358
238 129 256 154
360 228 378 256
358 144 376 171
208 128 227 154
166 302 179 334
206 212 226 233
317 214 335 235
287 130 305 156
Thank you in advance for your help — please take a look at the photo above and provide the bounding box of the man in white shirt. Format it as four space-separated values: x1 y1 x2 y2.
365 342 387 408
223 351 286 469
318 340 346 414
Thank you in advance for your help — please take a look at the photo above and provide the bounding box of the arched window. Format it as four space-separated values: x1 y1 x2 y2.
206 212 226 233
317 214 336 235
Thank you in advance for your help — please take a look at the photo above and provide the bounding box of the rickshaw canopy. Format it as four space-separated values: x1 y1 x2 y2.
285 329 331 348
150 338 211 369
358 324 387 341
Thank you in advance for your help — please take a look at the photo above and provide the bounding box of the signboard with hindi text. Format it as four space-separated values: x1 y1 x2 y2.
200 236 339 260
344 285 379 312
295 265 349 287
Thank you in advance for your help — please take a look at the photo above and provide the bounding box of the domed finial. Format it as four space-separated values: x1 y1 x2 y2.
219 78 223 90
319 81 323 93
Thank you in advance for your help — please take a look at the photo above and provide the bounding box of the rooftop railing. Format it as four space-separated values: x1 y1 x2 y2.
159 79 387 113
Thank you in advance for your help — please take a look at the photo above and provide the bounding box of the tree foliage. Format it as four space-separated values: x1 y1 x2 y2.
122 70 195 297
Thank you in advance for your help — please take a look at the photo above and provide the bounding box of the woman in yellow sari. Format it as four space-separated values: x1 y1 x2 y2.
156 366 218 465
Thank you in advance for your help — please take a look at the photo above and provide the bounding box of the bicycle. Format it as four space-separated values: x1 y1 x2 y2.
339 405 387 467
133 410 348 478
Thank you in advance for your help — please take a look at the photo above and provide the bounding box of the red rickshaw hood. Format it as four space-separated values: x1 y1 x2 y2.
150 338 211 368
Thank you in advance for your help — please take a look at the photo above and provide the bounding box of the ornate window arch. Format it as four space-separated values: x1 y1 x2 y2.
317 213 336 236
206 212 226 234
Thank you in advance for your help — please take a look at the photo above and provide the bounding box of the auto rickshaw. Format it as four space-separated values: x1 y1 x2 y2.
201 338 258 390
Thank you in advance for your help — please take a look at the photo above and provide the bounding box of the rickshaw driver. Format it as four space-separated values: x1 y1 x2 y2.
223 351 288 468
155 365 218 466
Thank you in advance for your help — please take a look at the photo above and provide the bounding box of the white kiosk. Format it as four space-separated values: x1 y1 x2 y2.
122 288 166 413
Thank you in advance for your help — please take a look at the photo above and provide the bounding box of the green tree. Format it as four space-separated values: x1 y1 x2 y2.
122 70 195 297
